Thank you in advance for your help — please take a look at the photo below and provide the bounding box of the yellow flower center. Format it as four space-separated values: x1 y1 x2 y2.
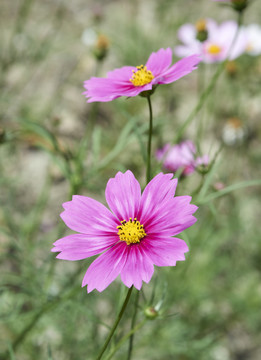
117 218 146 245
130 65 154 87
207 44 222 55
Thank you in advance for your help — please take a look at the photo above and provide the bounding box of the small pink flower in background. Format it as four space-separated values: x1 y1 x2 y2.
52 171 197 292
83 48 200 102
244 24 261 56
175 20 247 63
156 140 209 175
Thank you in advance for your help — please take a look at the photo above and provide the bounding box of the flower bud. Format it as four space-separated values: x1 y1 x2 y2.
231 0 249 12
144 306 159 320
195 19 208 42
93 34 110 61
225 61 238 78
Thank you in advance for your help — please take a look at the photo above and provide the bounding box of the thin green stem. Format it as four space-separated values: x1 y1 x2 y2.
95 286 134 360
123 95 153 360
127 290 140 360
196 62 206 154
146 96 153 183
105 319 147 360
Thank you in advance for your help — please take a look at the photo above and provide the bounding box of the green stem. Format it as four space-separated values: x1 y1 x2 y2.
196 62 206 154
146 96 153 183
124 95 153 360
127 290 140 360
105 319 147 360
95 286 134 360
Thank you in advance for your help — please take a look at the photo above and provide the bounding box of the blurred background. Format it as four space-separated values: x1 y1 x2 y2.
1 0 261 359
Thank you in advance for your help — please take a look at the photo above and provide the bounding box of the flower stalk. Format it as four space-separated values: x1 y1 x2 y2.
95 286 133 360
146 95 153 183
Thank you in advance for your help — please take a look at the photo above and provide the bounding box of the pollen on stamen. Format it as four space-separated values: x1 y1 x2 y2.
130 65 155 87
117 217 146 245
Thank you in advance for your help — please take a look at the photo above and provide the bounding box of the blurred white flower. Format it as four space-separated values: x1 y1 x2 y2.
222 117 247 146
244 24 261 56
81 28 98 47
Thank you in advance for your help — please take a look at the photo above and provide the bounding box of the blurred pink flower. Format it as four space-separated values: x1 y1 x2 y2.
52 171 197 292
83 48 200 102
156 140 209 175
175 20 247 63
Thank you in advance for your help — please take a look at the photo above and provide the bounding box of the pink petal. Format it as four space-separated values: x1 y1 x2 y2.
157 54 200 84
145 48 172 77
138 173 177 225
120 245 154 290
175 44 201 58
106 66 136 80
105 170 141 222
147 196 198 236
83 66 154 102
141 236 189 266
82 242 128 292
61 195 118 235
52 234 118 260
177 24 196 45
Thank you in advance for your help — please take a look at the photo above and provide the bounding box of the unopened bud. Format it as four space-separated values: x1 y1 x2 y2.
225 61 238 78
144 306 159 320
231 0 249 12
93 34 110 61
195 19 208 42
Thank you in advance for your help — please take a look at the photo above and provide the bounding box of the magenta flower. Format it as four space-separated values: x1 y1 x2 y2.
175 20 247 63
156 140 209 175
52 171 197 292
83 48 200 102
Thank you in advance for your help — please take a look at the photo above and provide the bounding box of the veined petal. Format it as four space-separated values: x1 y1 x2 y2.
61 196 118 235
83 76 153 102
146 196 198 236
145 47 172 77
82 242 128 293
120 245 154 290
141 236 189 266
157 54 200 84
138 173 177 226
105 171 141 222
106 66 136 80
52 234 118 260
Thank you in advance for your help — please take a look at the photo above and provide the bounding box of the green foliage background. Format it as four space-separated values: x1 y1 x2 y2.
1 0 261 359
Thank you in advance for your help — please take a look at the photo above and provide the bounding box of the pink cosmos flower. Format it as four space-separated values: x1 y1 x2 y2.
156 140 209 175
175 20 247 63
83 48 200 102
52 171 197 292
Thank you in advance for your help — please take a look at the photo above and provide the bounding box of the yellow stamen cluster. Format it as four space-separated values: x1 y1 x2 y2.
117 218 146 245
207 44 222 55
130 65 154 87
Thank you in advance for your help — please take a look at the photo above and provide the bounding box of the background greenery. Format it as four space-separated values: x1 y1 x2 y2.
1 0 261 359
